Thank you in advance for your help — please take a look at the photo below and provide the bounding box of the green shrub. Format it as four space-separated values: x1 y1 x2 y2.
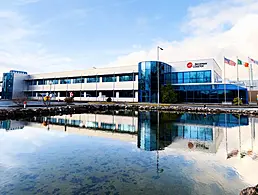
161 85 178 103
233 97 243 105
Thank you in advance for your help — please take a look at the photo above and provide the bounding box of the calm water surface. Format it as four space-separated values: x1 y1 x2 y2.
0 111 257 195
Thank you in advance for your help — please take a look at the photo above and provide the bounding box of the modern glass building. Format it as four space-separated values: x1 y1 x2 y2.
138 59 248 104
1 58 248 104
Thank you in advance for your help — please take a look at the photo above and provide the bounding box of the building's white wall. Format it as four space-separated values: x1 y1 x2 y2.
29 65 138 80
212 59 223 82
170 59 215 72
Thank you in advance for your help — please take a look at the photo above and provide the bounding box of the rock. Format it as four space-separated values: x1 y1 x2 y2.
240 184 258 195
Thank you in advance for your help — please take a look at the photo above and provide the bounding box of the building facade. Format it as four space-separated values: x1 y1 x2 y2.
1 58 249 104
241 80 258 103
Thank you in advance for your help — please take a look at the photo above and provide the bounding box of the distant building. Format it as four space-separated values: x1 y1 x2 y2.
1 58 249 103
241 80 258 102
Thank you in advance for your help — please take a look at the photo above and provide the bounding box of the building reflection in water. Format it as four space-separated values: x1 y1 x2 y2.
4 111 256 158
0 120 26 131
137 112 250 154
29 111 138 135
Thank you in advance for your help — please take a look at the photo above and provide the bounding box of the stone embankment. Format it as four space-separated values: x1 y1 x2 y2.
0 104 257 120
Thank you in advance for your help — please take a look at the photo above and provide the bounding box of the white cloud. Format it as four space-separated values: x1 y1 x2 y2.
0 9 81 74
110 0 258 80
15 0 41 5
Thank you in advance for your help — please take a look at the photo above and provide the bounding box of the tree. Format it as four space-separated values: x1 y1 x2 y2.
161 85 178 104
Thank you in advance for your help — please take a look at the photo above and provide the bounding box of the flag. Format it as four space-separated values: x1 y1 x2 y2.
249 57 258 65
237 59 249 67
224 57 236 66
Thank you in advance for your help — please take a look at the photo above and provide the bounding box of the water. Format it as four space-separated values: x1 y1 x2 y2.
0 111 257 195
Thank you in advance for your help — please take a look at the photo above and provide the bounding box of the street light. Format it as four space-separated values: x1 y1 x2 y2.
157 46 163 106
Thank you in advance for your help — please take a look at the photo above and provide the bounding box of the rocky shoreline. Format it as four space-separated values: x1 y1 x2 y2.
0 104 257 120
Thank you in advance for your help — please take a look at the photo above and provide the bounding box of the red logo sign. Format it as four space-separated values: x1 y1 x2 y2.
187 62 193 68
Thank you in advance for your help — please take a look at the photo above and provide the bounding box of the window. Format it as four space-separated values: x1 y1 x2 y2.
86 76 100 83
189 72 197 83
119 90 134 98
38 80 44 85
70 120 81 126
119 74 135 82
60 78 71 84
204 71 211 82
44 79 58 85
73 77 85 84
184 72 190 83
60 91 67 97
50 118 57 123
172 73 177 84
86 122 98 128
102 91 115 97
101 122 115 130
118 124 136 132
214 71 222 83
178 72 183 83
197 71 204 83
86 91 97 97
102 75 116 82
58 118 68 125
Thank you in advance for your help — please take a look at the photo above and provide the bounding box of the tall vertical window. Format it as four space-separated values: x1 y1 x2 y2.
183 72 189 83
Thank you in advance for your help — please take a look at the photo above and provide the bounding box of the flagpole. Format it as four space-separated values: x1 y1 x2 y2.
250 58 254 103
224 57 226 103
237 56 239 106
248 58 251 103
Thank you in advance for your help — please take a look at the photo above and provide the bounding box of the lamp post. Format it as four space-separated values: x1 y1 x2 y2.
157 46 163 106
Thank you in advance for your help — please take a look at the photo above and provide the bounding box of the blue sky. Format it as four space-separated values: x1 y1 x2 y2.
0 0 258 79
2 0 202 61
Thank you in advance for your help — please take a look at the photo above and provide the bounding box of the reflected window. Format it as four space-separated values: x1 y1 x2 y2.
86 121 98 128
101 122 115 130
118 124 136 132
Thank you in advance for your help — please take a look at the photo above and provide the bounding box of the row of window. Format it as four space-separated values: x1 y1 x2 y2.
28 74 136 85
25 90 136 98
176 89 247 103
170 70 211 84
48 118 136 132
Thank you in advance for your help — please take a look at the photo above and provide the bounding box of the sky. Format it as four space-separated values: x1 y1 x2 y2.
0 0 258 80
